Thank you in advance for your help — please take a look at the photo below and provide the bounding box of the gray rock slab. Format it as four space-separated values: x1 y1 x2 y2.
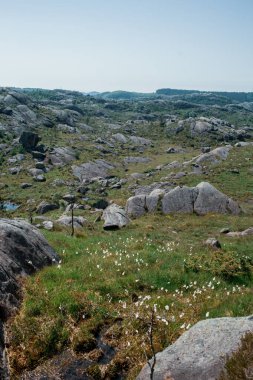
137 316 253 380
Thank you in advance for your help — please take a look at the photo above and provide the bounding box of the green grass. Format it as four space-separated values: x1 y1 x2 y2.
7 212 253 379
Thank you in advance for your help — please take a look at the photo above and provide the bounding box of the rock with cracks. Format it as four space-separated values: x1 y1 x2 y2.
102 204 130 230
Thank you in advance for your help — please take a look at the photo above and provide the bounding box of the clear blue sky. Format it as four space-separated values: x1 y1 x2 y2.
0 0 252 92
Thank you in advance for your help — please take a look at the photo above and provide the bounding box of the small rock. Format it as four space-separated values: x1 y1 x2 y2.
35 162 46 170
42 221 54 230
9 166 21 175
205 238 221 249
34 175 46 182
62 194 76 203
220 228 230 234
56 215 87 228
36 201 59 215
32 151 46 160
20 183 32 189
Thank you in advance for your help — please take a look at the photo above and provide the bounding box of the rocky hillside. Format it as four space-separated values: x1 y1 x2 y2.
1 87 253 379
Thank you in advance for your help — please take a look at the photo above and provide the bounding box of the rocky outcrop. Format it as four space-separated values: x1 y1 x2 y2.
0 219 58 379
72 159 115 182
124 156 151 165
48 147 77 167
137 316 253 380
125 182 240 218
167 116 251 142
102 204 130 230
183 145 232 167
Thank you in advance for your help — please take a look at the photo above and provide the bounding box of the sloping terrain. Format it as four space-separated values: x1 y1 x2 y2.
1 87 253 379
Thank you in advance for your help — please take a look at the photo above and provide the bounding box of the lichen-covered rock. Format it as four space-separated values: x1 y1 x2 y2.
137 316 253 380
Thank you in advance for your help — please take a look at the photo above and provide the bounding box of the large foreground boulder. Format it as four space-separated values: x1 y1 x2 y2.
102 204 130 230
0 219 58 316
137 316 253 380
0 219 58 379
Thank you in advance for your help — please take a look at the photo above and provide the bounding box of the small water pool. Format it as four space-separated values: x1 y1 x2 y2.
0 202 19 211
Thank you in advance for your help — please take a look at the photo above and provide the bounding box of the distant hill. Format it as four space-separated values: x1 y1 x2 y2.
156 88 253 103
90 90 155 100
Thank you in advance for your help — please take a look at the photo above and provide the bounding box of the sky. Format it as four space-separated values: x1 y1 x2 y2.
0 0 253 92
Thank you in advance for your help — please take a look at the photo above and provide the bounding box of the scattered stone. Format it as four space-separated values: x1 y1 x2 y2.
112 133 128 144
20 183 32 189
62 194 76 203
28 168 44 177
220 227 230 234
230 168 240 174
128 136 151 146
9 166 21 175
56 215 87 228
33 174 46 182
124 157 151 165
42 220 54 230
36 201 59 214
205 238 221 249
92 199 109 210
226 227 253 237
35 162 46 170
32 151 46 160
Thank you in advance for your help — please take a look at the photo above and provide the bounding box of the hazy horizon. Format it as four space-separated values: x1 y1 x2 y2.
1 0 253 93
